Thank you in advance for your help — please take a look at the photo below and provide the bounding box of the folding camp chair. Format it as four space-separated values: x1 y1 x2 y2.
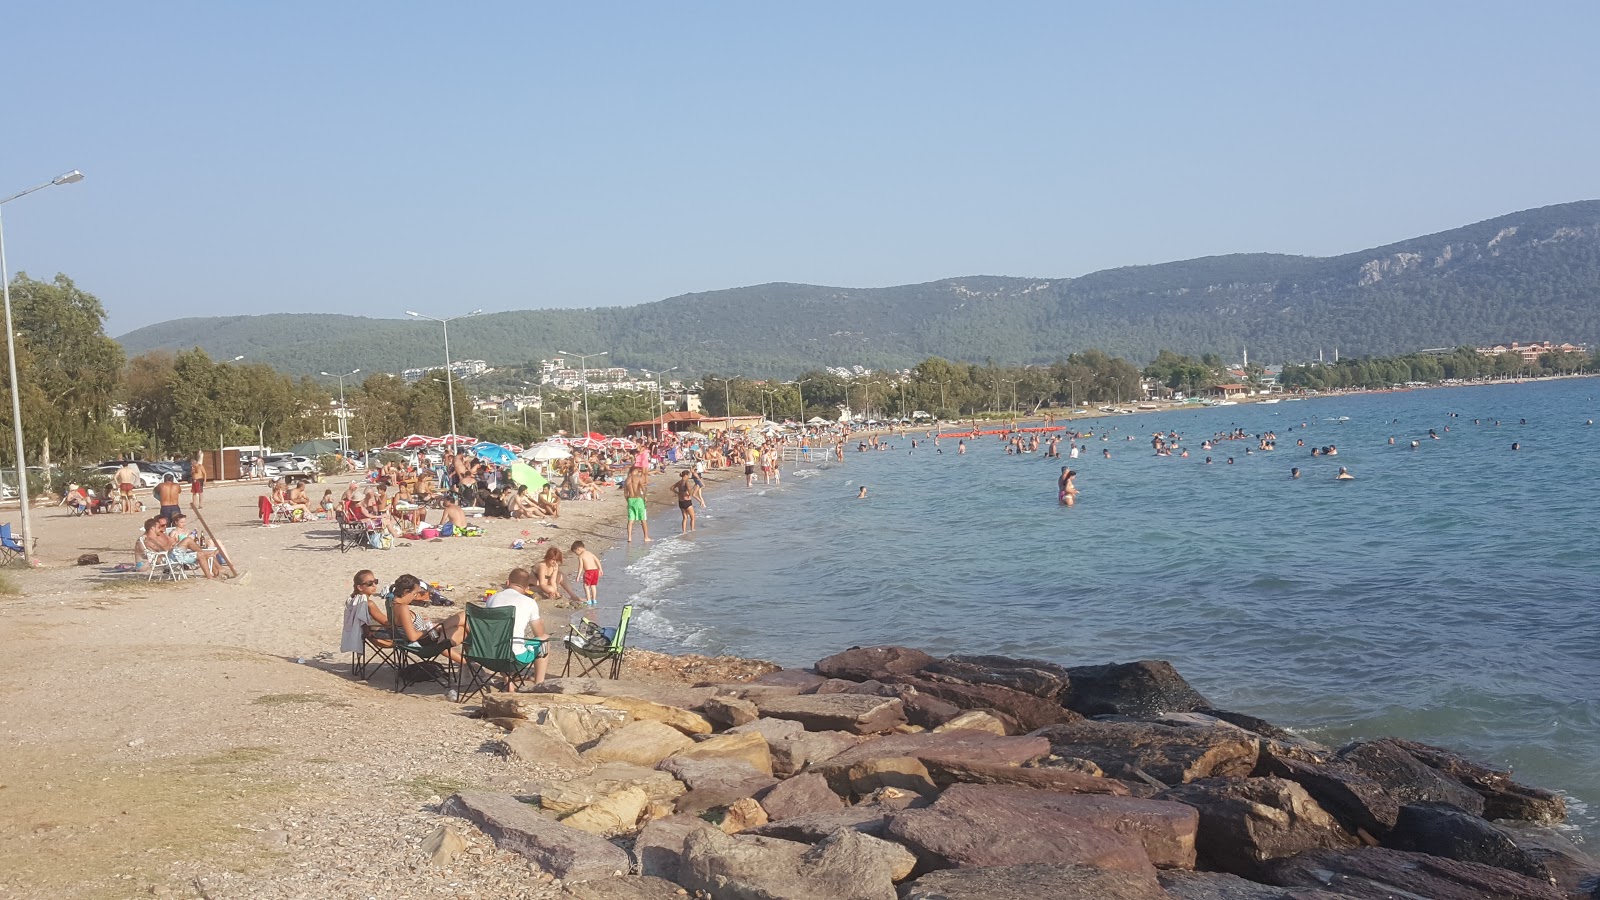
561 604 633 680
334 508 365 553
343 596 401 680
457 603 538 704
137 534 189 581
0 523 24 566
388 599 457 693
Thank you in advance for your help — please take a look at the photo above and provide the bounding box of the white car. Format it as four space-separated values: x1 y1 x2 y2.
265 454 315 474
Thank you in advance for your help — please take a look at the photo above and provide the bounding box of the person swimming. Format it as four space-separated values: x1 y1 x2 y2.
1511 442 1521 451
1336 466 1354 480
857 486 868 498
1291 467 1301 479
1057 467 1078 506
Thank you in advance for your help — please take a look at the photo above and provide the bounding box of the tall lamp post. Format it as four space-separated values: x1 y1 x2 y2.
643 367 678 438
320 368 360 457
557 349 608 436
783 378 815 424
406 308 481 448
2 169 84 565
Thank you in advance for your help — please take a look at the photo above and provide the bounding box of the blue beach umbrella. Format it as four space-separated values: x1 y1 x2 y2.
472 442 516 466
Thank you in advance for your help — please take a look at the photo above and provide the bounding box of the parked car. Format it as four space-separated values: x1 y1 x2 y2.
94 464 162 488
264 454 314 474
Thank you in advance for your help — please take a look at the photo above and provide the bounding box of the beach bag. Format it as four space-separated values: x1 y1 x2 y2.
401 660 445 682
572 619 611 652
421 527 440 539
367 530 392 550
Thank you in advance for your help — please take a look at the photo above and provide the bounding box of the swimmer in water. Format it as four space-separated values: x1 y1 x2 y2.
1205 457 1212 464
1102 448 1111 459
1057 468 1078 507
857 486 868 498
1388 436 1395 445
958 440 966 455
1511 442 1520 451
1410 440 1420 449
1291 467 1301 479
1336 466 1354 480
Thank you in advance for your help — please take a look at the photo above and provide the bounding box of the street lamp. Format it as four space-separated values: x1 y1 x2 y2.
320 368 360 457
406 309 481 448
557 349 608 436
783 378 816 424
642 367 678 438
2 169 84 565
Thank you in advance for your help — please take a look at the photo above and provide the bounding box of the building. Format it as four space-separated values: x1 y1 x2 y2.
1474 341 1587 364
401 359 489 382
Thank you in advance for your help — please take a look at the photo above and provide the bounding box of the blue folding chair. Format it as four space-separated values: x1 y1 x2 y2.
0 523 25 566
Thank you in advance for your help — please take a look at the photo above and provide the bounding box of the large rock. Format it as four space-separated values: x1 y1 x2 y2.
656 756 778 815
582 720 695 768
1060 660 1211 717
563 875 686 900
904 864 1168 900
812 730 1049 778
1034 719 1260 785
752 668 828 691
533 677 718 710
757 772 846 821
840 755 939 799
726 716 805 741
597 695 713 737
1157 777 1359 878
496 721 584 769
1496 822 1600 899
1256 749 1400 838
542 704 632 747
1266 847 1568 899
900 691 964 730
924 654 1072 699
482 690 602 719
669 731 772 775
753 693 907 735
815 645 934 682
1158 870 1358 899
678 826 899 900
885 783 1197 872
633 814 714 882
562 787 649 837
923 757 1129 795
728 717 858 776
1388 738 1567 824
1337 740 1485 816
933 709 1013 735
719 797 769 834
1388 803 1553 880
441 791 631 882
538 763 685 814
885 674 1080 731
702 694 760 728
746 805 897 842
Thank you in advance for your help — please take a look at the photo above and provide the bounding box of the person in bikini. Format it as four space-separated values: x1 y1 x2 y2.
672 470 696 533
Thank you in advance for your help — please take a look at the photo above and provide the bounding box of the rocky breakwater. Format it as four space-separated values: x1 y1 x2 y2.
440 645 1594 900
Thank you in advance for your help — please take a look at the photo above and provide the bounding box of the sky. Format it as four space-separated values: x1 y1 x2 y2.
3 1 1597 335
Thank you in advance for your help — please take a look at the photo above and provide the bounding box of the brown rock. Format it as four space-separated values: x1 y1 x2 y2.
1033 719 1260 785
441 791 632 882
542 704 632 747
563 787 649 837
539 763 686 815
718 797 768 834
597 696 713 737
899 691 964 729
482 691 601 719
754 693 908 735
1337 740 1485 816
843 756 939 799
726 716 805 741
1060 660 1212 717
1388 738 1566 824
497 721 584 769
886 674 1080 731
1389 803 1555 881
679 827 899 900
633 814 714 882
746 805 897 842
668 731 772 775
1264 846 1567 900
769 729 860 777
756 772 846 821
422 824 468 866
905 864 1168 900
582 720 695 768
656 757 778 815
534 677 718 712
562 875 687 900
701 694 759 728
924 757 1129 795
925 654 1073 699
1157 777 1359 878
752 669 828 691
933 709 1012 735
815 645 934 682
811 730 1050 783
1158 870 1357 899
1256 750 1400 837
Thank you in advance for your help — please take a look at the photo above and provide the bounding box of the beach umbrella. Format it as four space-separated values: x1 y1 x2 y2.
606 437 639 451
503 443 524 453
585 431 606 442
472 442 516 466
524 443 572 462
386 434 435 450
569 436 605 451
507 461 548 491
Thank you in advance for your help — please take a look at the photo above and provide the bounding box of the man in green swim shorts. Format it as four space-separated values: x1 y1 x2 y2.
624 465 651 543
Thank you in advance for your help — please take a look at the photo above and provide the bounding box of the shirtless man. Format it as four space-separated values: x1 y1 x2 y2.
743 446 758 488
672 470 696 533
154 474 182 522
190 454 207 509
441 498 469 535
569 541 602 607
623 466 650 543
116 462 140 514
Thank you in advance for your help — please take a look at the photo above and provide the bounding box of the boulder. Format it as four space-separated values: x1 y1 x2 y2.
1157 777 1360 878
702 694 759 728
1496 822 1600 899
482 690 600 719
753 693 907 735
562 787 649 837
669 731 773 775
841 756 939 799
562 875 686 900
678 826 899 900
1060 660 1211 717
885 783 1198 872
756 772 846 821
1388 803 1553 880
1032 755 1105 777
421 824 468 866
596 696 713 737
657 756 778 815
542 704 632 747
746 805 898 842
752 669 828 691
933 709 1013 735
538 763 686 814
441 791 631 882
1256 749 1400 838
581 720 695 768
813 677 866 694
1034 719 1260 785
885 674 1080 731
815 645 934 682
719 796 769 834
1264 846 1567 900
812 730 1050 780
1194 708 1303 743
769 729 860 777
726 716 806 742
496 721 584 769
633 814 714 882
923 757 1129 795
1337 740 1485 816
1388 738 1566 825
903 864 1168 900
924 655 1072 699
900 692 964 729
1158 870 1358 899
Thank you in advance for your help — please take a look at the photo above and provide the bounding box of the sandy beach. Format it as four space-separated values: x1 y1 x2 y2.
0 466 748 899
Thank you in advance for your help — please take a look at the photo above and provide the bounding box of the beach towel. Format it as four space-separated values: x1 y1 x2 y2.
340 597 367 654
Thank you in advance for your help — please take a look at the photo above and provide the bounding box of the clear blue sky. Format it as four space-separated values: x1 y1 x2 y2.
3 1 1596 334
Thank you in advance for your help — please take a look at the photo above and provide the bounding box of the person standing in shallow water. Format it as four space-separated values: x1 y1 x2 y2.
1057 467 1078 507
672 470 696 533
624 465 651 543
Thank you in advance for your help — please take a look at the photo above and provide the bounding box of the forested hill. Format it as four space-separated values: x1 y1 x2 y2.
116 199 1600 377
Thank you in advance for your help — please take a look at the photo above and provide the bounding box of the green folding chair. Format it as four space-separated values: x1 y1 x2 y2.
388 598 457 693
561 604 633 680
457 603 538 703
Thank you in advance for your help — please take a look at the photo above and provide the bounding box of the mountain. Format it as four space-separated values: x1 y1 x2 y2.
116 200 1600 377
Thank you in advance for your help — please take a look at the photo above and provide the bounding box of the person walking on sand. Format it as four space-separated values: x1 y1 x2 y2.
569 541 602 607
672 470 696 533
116 461 140 514
624 465 651 543
190 453 207 509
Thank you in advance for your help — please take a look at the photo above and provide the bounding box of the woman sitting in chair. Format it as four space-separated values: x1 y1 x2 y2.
349 568 389 632
390 573 466 662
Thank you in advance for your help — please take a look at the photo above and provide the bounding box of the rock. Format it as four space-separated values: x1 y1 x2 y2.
1256 749 1400 838
810 730 1050 788
597 696 713 737
885 783 1198 872
1388 738 1567 825
842 756 939 799
718 797 768 834
563 787 650 837
726 715 806 741
813 677 864 694
562 875 686 899
1388 803 1552 880
582 720 695 768
900 692 964 729
1264 846 1567 900
904 864 1168 900
933 709 1013 735
756 772 846 821
885 674 1080 731
769 729 861 778
482 691 598 719
1061 660 1212 717
701 695 759 728
656 757 778 815
422 824 468 866
1496 822 1600 898
815 645 934 682
1337 740 1485 816
442 791 632 883
1157 777 1359 878
924 654 1072 699
642 800 675 823
538 763 686 814
1033 719 1260 785
679 826 899 900
752 669 828 691
1158 870 1357 899
1032 755 1105 777
1194 708 1303 743
753 693 907 735
542 705 632 748
668 731 772 775
746 805 897 841
497 721 584 769
633 814 715 882
924 757 1129 795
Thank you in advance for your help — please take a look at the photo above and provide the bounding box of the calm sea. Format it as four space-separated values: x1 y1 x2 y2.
602 377 1600 835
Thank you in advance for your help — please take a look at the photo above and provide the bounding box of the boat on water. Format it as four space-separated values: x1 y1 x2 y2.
1259 398 1281 404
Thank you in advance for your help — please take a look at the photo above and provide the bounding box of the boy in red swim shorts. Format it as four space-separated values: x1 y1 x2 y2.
570 540 602 607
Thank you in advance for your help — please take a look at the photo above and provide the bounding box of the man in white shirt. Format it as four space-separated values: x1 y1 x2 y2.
484 568 550 686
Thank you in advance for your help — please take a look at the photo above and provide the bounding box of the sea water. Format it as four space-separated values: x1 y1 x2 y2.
604 377 1600 835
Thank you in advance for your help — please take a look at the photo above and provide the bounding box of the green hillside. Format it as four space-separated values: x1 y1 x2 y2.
116 200 1600 376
